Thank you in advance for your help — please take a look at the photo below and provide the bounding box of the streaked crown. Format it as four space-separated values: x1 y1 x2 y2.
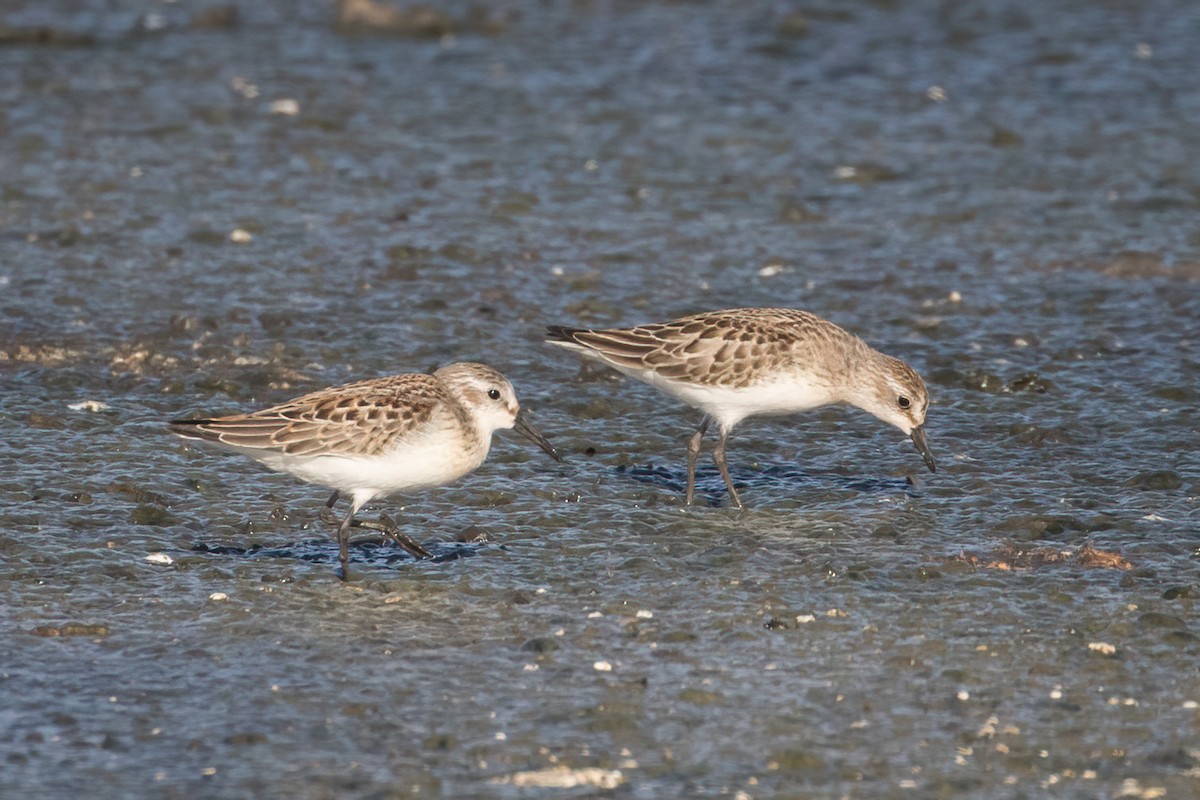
433 362 520 435
860 355 930 435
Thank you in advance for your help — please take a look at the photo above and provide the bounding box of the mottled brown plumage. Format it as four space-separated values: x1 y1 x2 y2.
548 308 880 391
170 373 455 459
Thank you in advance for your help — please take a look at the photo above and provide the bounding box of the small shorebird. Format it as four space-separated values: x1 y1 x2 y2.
169 362 561 577
546 308 935 508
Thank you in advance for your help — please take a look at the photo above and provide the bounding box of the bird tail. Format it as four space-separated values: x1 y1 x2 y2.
168 418 220 442
545 324 586 343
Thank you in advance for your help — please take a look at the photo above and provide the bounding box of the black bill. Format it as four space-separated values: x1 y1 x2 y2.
910 424 936 473
514 415 563 462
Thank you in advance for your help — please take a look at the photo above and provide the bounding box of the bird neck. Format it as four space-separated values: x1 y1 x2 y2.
837 343 891 412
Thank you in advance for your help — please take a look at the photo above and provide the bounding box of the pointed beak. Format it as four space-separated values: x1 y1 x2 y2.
910 424 936 473
513 414 563 462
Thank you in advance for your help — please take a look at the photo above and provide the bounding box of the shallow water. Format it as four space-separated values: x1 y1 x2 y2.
2 0 1199 797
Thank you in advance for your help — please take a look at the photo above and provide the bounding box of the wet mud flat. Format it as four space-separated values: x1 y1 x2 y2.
2 0 1200 798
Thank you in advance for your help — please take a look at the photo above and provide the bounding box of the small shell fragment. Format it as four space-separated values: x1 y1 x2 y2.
68 400 110 412
491 766 624 789
269 98 300 116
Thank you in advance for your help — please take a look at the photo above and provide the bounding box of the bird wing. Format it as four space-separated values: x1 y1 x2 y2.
548 308 830 388
169 373 446 458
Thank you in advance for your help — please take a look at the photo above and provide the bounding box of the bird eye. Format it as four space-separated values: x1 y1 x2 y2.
898 396 911 409
487 389 502 400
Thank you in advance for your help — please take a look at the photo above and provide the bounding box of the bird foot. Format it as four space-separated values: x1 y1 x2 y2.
355 514 433 560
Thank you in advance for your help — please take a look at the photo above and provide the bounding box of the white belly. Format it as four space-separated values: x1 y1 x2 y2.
634 368 835 429
244 431 489 502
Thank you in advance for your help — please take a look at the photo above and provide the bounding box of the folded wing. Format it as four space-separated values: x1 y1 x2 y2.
547 309 819 388
169 374 445 458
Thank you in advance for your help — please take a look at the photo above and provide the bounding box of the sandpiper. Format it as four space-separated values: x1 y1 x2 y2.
546 307 934 507
169 362 561 577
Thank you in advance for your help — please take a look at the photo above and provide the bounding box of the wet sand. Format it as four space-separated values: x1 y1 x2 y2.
2 1 1198 797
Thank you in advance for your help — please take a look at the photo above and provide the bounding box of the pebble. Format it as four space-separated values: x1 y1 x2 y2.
1124 470 1183 491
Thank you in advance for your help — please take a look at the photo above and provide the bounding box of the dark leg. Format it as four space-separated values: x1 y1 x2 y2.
323 492 432 573
712 427 743 509
319 490 341 525
336 506 354 580
685 416 712 506
354 513 433 560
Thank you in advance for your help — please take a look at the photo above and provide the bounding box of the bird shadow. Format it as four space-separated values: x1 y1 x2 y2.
192 536 482 567
619 462 918 507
